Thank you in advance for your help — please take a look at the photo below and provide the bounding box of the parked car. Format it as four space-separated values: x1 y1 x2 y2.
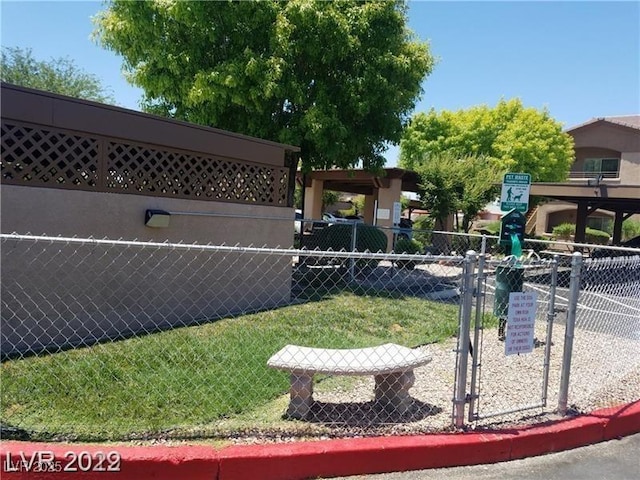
322 212 348 224
393 218 413 240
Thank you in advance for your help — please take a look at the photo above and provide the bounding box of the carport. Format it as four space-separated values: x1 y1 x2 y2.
531 183 640 245
298 168 422 245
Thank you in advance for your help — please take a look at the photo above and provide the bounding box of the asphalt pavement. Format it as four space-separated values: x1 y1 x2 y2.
329 432 640 480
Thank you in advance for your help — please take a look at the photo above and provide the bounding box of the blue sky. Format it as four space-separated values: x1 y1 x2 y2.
2 1 639 166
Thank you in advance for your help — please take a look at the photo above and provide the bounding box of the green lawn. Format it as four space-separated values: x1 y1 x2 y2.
1 291 466 441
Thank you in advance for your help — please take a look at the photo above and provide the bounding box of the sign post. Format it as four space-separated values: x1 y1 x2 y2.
392 201 402 226
500 173 531 213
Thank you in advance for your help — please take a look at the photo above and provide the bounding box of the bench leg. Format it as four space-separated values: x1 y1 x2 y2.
287 373 313 419
374 370 415 413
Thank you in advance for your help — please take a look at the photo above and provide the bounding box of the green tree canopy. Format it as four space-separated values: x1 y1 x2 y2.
399 99 574 182
1 47 115 104
94 0 434 172
415 153 499 233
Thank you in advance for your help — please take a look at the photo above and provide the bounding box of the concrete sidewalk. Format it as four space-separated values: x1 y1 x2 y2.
1 401 638 480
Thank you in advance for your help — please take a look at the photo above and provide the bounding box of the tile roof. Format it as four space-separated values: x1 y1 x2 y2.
603 115 640 129
567 115 640 131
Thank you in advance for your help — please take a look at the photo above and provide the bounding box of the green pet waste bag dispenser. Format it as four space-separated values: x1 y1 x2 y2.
494 209 526 318
493 264 525 318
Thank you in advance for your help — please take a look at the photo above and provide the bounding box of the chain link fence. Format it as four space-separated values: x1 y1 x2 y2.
452 237 640 429
570 252 640 411
1 227 639 442
1 232 465 442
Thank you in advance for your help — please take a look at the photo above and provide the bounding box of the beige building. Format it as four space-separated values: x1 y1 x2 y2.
1 83 299 244
534 115 640 242
1 83 299 357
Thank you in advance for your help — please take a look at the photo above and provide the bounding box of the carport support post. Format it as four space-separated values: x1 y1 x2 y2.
453 250 477 429
558 252 583 415
612 211 625 245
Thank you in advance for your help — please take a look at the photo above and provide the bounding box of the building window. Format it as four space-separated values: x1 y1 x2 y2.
587 216 612 233
583 158 620 178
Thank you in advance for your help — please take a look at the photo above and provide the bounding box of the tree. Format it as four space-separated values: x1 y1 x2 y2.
94 0 434 173
399 98 575 182
1 47 115 104
415 153 499 233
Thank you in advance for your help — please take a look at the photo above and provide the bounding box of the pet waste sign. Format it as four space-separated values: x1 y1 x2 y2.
505 292 538 356
500 173 531 212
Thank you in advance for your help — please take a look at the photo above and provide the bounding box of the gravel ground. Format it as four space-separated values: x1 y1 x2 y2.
205 322 639 446
308 322 640 434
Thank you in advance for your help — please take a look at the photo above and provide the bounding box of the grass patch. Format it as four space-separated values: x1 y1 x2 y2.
1 291 462 441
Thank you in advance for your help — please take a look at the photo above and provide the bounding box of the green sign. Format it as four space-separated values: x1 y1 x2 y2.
500 173 531 212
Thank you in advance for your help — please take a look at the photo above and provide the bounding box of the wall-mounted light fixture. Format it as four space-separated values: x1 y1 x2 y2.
145 209 171 228
144 209 295 227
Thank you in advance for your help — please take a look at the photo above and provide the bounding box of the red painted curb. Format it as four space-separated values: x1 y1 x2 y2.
0 442 218 480
508 414 606 460
597 400 640 440
604 400 640 440
1 401 639 480
218 432 511 480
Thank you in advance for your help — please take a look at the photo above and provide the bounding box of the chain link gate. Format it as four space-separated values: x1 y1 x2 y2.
453 249 572 428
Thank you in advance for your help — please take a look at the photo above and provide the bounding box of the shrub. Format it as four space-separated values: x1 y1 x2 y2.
551 223 610 245
412 215 434 246
483 221 501 235
394 237 422 254
585 228 610 245
622 220 640 241
552 223 575 240
394 238 423 270
356 225 388 253
451 234 485 254
315 224 387 253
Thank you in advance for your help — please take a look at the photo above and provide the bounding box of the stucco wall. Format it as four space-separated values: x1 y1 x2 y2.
1 185 294 246
571 122 640 153
621 152 640 185
1 186 295 358
1 235 293 358
1 84 300 357
571 148 640 185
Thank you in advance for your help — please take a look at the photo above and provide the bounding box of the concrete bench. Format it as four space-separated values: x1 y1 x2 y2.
267 343 432 419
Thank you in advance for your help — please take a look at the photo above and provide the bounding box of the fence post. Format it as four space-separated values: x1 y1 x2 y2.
349 221 358 282
558 252 583 415
453 250 477 428
541 256 559 407
467 246 486 422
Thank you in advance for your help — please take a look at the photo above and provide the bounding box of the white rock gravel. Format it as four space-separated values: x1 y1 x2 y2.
221 323 638 444
309 322 640 433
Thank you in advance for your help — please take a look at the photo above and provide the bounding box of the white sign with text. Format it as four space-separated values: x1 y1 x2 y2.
500 173 531 213
393 201 402 225
376 208 390 220
505 291 538 356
